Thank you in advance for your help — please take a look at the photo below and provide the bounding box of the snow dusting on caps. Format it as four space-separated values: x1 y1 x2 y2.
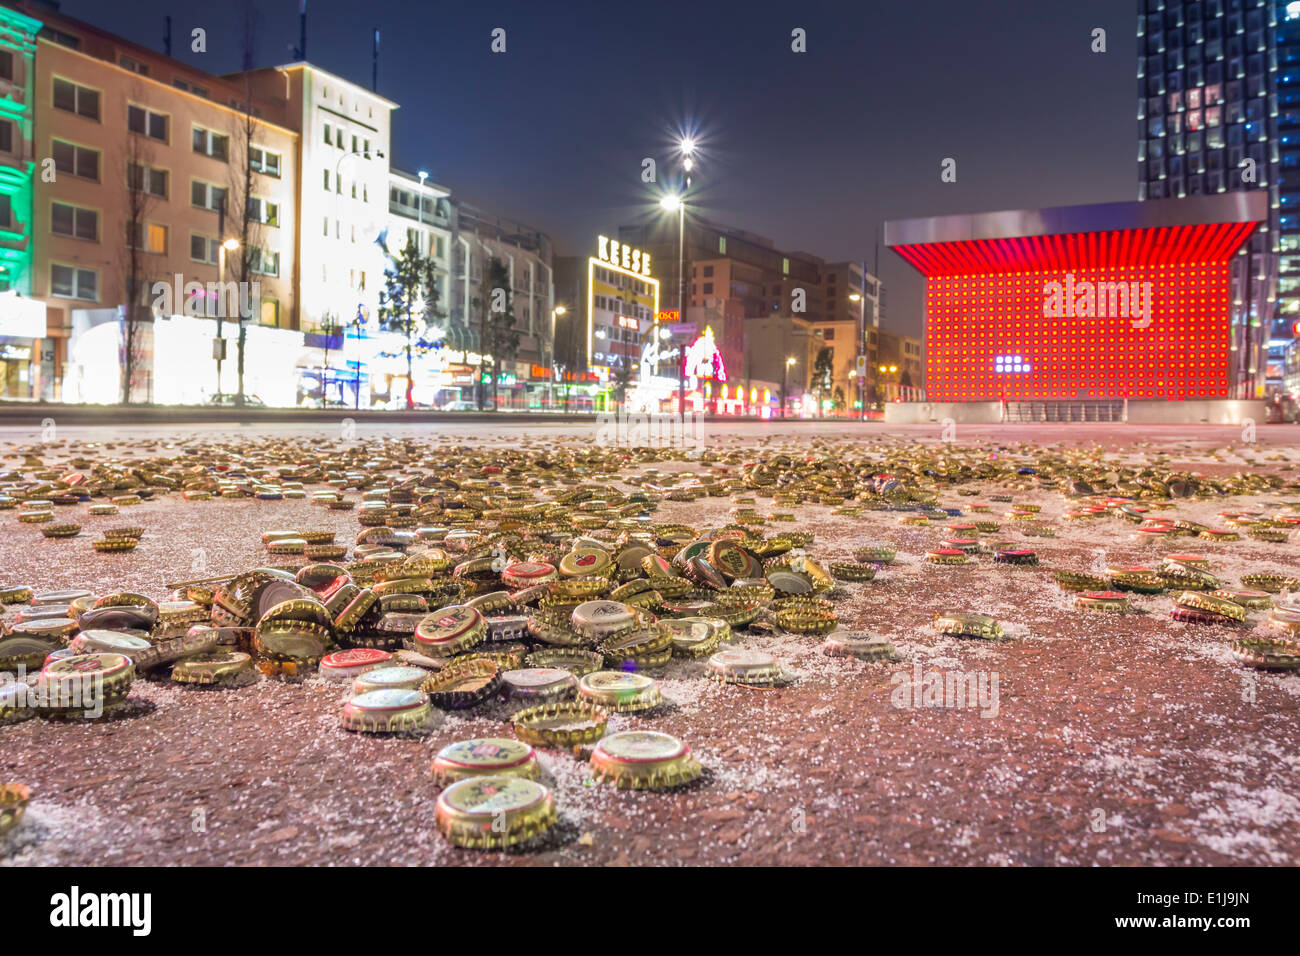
0 427 1299 864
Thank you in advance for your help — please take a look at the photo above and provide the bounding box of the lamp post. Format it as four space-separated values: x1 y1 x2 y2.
550 304 566 411
320 313 339 408
850 291 866 421
215 236 240 399
660 192 686 416
417 170 428 233
783 355 796 419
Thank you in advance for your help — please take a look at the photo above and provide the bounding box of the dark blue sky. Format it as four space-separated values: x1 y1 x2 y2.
55 0 1138 335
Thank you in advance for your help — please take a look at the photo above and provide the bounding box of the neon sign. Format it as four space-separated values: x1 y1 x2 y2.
597 235 652 277
684 325 727 387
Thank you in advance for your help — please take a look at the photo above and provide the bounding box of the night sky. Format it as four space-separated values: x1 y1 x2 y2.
54 0 1138 336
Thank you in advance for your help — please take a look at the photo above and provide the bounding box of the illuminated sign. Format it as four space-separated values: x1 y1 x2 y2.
891 220 1258 402
684 325 727 386
655 310 681 323
597 235 652 277
616 315 639 331
587 240 660 367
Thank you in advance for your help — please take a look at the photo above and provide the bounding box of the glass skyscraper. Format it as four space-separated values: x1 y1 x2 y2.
1137 0 1291 396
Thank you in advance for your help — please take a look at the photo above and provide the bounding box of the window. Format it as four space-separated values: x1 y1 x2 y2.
128 163 167 198
51 202 98 241
718 236 727 254
0 52 12 82
53 78 99 120
0 195 10 229
703 283 713 294
119 54 149 76
323 216 329 236
0 121 10 153
173 77 210 98
323 122 331 145
191 181 227 212
52 140 99 180
261 297 279 326
250 146 281 177
127 221 167 254
190 234 219 265
248 197 280 227
703 265 714 277
128 105 167 141
192 126 228 160
250 247 280 277
51 264 97 300
323 169 330 190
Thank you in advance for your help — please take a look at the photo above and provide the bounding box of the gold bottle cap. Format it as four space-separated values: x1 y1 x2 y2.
577 670 663 711
590 730 702 790
413 605 486 655
511 700 609 747
431 738 540 787
559 546 612 577
171 650 254 685
339 688 432 733
707 648 785 685
434 776 557 849
500 667 579 700
351 665 430 695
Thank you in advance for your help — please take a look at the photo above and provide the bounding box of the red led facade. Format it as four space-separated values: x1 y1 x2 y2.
892 223 1257 403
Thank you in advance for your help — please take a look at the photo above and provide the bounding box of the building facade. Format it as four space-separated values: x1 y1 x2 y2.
887 195 1266 404
1137 0 1281 395
0 4 40 398
19 1 300 403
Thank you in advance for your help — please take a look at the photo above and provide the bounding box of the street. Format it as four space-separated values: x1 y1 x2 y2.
1 419 1297 865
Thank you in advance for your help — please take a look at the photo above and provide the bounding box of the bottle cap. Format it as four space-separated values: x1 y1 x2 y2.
351 665 430 695
413 605 486 656
500 667 579 700
590 730 702 790
524 647 604 675
431 738 540 787
421 657 501 709
340 688 432 733
511 700 609 747
577 670 663 712
434 776 557 850
707 648 785 685
171 650 254 685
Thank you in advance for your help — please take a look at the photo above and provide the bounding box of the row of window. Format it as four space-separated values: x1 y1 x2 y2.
47 198 279 274
322 123 372 157
48 260 282 326
321 169 370 202
53 78 283 176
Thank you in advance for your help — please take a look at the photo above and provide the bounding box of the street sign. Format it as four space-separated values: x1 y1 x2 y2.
855 355 867 376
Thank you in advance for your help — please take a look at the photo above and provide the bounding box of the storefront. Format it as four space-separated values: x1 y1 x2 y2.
63 313 305 406
0 293 47 400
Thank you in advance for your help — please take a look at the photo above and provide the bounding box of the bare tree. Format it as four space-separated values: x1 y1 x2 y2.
226 4 265 405
118 82 156 404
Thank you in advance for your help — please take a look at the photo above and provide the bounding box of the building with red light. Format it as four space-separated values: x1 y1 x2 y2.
885 194 1269 406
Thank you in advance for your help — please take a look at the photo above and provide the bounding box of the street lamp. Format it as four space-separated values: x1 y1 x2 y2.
660 192 686 415
783 355 796 419
849 292 867 420
550 305 566 411
215 237 240 398
417 170 429 250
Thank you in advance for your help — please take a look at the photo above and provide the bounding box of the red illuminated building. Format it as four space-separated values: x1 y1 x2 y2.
885 194 1269 403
